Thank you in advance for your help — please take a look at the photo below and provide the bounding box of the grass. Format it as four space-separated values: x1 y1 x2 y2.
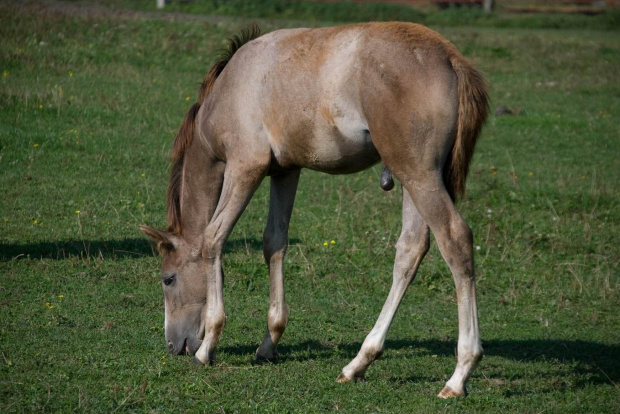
1 1 619 412
98 0 620 30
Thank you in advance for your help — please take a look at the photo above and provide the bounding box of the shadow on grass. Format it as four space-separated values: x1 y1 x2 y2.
0 237 301 261
218 338 619 386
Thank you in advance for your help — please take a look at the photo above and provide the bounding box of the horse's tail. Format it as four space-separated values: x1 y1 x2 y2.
444 57 489 201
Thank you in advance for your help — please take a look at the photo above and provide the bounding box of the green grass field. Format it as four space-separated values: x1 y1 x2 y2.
1 1 619 412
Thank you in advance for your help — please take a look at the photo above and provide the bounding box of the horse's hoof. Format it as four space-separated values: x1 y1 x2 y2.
254 353 278 363
437 386 466 398
336 373 351 383
192 356 205 366
336 372 365 383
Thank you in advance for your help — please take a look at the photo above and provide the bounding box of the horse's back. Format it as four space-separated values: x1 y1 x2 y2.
200 23 462 175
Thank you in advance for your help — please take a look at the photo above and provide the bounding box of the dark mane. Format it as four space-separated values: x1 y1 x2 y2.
166 25 262 235
198 24 262 104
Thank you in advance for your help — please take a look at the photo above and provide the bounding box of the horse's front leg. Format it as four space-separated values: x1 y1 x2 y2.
338 187 430 381
255 170 300 361
193 162 267 365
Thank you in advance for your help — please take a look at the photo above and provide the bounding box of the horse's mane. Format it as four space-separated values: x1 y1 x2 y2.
167 25 261 235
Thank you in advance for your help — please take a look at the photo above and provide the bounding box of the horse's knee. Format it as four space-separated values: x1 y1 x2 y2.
263 216 289 256
263 236 287 263
436 219 474 276
396 225 430 255
451 220 473 248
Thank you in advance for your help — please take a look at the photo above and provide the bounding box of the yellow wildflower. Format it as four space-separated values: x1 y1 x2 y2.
323 242 328 246
330 240 335 244
58 295 64 299
34 143 39 147
185 96 190 101
75 210 80 214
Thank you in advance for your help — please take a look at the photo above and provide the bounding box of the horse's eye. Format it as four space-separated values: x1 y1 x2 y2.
163 275 176 286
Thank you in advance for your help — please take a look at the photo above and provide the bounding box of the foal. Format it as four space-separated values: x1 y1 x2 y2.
141 22 488 398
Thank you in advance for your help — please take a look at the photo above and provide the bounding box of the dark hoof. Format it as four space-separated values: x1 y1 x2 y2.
254 353 278 364
192 356 205 366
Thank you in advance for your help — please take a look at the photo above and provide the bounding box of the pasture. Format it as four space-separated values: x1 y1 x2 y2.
1 1 618 412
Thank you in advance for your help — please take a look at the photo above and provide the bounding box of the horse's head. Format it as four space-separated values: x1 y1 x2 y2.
140 225 206 355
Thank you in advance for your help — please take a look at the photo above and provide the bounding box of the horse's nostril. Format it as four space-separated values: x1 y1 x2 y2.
167 342 175 354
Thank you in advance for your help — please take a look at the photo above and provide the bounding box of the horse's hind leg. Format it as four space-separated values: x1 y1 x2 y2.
255 170 301 361
338 187 430 382
403 175 482 398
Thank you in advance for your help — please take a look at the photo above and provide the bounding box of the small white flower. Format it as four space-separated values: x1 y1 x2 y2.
476 246 481 251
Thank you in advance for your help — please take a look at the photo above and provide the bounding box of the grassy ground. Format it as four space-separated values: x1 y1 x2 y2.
1 1 619 412
101 0 620 30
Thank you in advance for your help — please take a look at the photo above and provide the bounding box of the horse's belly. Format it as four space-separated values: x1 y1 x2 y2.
271 128 380 175
265 85 379 174
309 131 380 174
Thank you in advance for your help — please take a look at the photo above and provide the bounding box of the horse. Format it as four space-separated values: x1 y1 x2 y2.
140 22 488 398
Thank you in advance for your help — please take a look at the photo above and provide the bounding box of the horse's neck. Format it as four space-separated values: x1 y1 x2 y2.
178 143 225 246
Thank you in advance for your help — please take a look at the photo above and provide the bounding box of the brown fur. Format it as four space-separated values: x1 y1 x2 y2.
166 25 262 234
445 59 489 200
145 24 487 396
364 22 489 200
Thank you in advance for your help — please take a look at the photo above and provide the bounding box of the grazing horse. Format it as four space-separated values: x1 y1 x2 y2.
141 22 488 398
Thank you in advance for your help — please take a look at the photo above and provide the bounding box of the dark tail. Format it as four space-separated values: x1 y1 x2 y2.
444 58 489 201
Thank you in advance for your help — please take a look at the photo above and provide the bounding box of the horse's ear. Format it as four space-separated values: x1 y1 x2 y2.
140 225 180 253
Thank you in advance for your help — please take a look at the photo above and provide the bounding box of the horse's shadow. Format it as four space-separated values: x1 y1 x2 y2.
218 338 620 387
0 237 298 261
